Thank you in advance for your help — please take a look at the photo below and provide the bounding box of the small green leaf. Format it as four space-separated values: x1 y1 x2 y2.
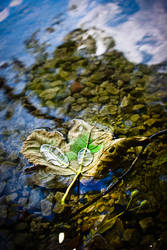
140 200 148 207
65 151 77 161
131 189 139 198
88 143 102 153
70 133 92 153
78 148 93 166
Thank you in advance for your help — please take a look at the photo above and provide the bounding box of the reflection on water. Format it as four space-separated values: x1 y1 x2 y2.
0 0 167 249
0 0 167 65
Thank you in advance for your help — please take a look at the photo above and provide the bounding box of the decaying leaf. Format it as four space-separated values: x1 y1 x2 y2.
21 119 148 188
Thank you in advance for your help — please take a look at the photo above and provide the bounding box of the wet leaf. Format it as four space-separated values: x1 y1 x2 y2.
78 148 93 166
65 151 77 161
21 119 148 188
88 143 102 153
70 133 92 154
21 129 75 176
40 144 69 168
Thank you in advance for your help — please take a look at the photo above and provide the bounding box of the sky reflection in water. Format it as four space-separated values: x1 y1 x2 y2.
0 0 167 66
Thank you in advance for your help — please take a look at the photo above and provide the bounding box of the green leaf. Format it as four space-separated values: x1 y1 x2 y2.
65 151 77 161
70 133 101 155
70 133 92 153
88 143 102 153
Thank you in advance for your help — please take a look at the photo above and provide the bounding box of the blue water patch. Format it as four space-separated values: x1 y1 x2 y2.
141 51 153 64
98 0 140 27
0 1 11 12
136 35 157 46
97 0 140 15
73 168 124 195
116 0 140 14
0 0 68 62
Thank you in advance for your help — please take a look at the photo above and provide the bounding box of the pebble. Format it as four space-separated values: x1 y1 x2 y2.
0 205 7 219
132 104 145 110
64 96 75 104
120 96 129 107
53 202 64 214
71 104 82 112
45 193 55 202
0 181 6 195
139 217 153 231
0 167 13 181
55 192 64 202
117 79 124 87
6 193 18 202
106 85 119 95
5 180 17 193
144 118 157 127
100 81 109 88
81 87 92 96
90 89 98 95
77 97 87 104
18 197 28 206
124 120 132 127
130 114 140 122
123 228 140 244
98 96 110 103
41 199 53 217
27 189 42 210
82 81 95 88
71 81 84 93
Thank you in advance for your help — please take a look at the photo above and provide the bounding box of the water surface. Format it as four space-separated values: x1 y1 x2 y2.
0 1 167 249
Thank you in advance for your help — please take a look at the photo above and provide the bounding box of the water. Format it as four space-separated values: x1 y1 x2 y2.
1 0 167 65
0 1 167 249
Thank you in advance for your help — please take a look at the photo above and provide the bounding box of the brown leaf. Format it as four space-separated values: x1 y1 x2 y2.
21 120 148 188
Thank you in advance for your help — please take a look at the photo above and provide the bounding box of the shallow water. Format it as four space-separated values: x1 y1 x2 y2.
0 1 167 249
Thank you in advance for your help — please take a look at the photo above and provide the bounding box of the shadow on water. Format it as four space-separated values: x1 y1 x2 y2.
0 26 167 250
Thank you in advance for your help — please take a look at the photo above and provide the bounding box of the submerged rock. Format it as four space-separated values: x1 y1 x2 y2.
123 228 140 245
41 199 53 216
6 193 18 202
130 114 140 123
0 181 6 195
0 205 7 219
27 189 42 210
18 197 28 207
139 217 153 231
53 202 65 214
71 81 84 93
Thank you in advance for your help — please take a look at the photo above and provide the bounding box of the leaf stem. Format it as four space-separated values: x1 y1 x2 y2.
61 167 82 205
61 127 93 205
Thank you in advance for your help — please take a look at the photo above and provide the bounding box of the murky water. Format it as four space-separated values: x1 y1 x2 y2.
0 1 167 249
